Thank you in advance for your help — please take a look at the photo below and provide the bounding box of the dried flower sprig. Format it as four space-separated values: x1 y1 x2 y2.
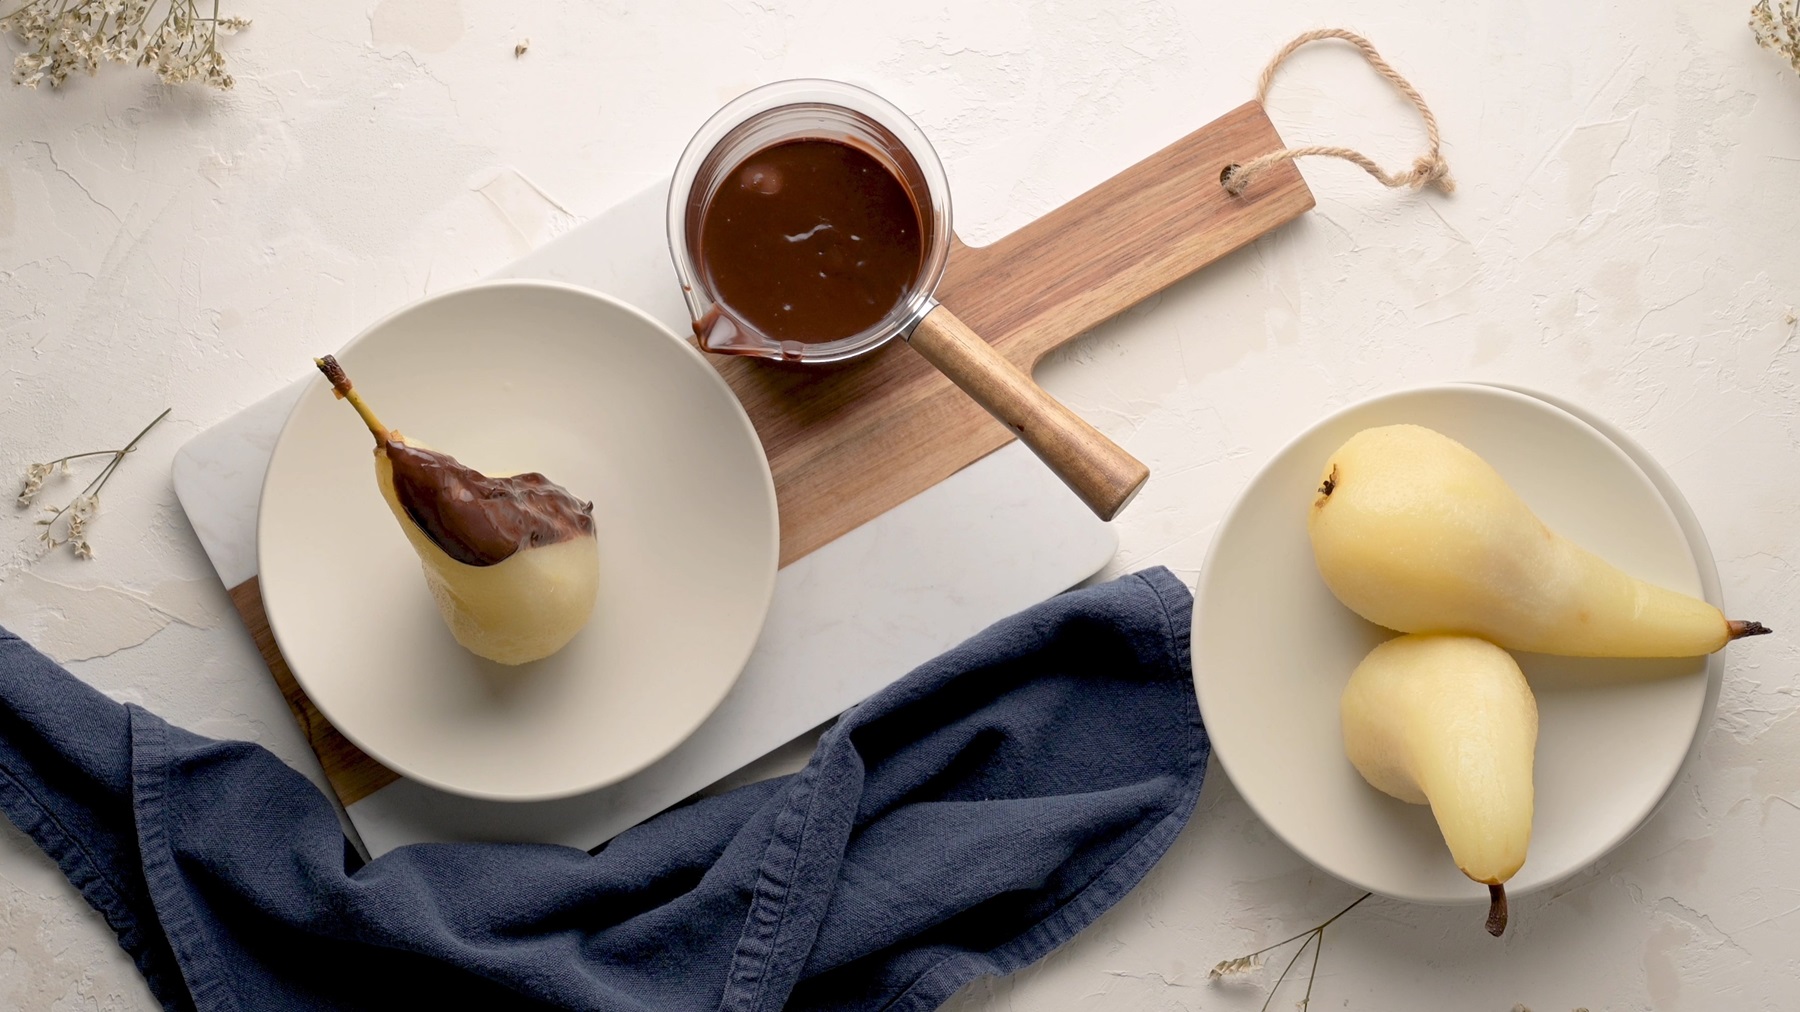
1209 892 1372 1012
0 0 248 89
18 407 170 560
1753 0 1800 73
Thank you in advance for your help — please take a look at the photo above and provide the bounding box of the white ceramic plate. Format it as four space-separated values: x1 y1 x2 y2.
259 280 779 802
1192 384 1716 904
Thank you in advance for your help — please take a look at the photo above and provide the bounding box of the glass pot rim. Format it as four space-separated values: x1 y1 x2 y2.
666 78 954 365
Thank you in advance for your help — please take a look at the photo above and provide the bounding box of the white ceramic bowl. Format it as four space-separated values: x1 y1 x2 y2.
259 280 779 802
1192 384 1719 904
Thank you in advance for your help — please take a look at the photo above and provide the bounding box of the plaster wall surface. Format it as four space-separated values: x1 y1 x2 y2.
3 2 1798 1008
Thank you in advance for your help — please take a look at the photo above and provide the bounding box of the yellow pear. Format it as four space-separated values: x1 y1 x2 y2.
316 356 599 666
1308 424 1768 657
1341 634 1536 935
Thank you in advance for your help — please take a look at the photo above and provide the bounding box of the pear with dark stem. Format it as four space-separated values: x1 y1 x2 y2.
1340 634 1537 937
316 355 599 665
1310 425 1769 657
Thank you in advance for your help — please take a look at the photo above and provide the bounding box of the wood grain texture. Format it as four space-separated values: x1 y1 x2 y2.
229 577 400 806
909 305 1148 519
239 100 1312 803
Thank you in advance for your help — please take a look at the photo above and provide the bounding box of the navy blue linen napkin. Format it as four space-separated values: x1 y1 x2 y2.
0 568 1206 1012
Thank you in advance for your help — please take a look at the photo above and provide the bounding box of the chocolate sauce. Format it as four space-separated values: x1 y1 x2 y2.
697 138 924 344
312 355 593 568
382 440 594 567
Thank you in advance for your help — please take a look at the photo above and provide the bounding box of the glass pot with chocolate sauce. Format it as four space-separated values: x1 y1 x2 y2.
668 80 1147 521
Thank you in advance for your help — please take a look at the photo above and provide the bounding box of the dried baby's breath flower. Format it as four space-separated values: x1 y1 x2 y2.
1208 953 1264 979
1 0 248 90
17 462 52 506
1753 0 1800 73
64 493 96 541
1209 893 1371 1012
20 408 167 560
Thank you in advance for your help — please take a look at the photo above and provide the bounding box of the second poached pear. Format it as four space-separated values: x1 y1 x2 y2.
1309 424 1764 657
1341 633 1537 935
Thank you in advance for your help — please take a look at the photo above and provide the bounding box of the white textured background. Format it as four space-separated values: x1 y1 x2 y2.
3 1 1798 1008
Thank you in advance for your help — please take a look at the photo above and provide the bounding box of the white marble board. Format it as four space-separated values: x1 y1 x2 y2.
170 183 1117 857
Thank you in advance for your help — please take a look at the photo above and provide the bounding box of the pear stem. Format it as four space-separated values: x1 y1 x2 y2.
1486 883 1508 937
1728 620 1772 640
314 355 392 445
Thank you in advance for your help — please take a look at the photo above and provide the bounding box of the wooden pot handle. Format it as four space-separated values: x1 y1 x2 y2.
907 305 1149 520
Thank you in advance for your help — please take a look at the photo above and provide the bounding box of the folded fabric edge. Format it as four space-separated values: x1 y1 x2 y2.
128 706 243 1012
882 567 1207 1010
0 640 196 1012
0 772 188 1012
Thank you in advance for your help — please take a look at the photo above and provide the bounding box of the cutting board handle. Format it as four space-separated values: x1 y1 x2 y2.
909 305 1149 520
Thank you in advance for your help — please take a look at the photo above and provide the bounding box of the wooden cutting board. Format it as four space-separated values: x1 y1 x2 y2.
236 99 1314 806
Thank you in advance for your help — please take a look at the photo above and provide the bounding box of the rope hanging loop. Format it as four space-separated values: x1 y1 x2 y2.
1221 29 1454 198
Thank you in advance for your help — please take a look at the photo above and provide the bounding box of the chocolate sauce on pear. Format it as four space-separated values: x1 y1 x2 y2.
313 354 593 568
696 138 924 345
382 439 594 567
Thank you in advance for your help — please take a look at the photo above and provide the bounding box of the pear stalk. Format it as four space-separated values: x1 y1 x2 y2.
1486 885 1507 937
314 356 392 444
1729 620 1773 640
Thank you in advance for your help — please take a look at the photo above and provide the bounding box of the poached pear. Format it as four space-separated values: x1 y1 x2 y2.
1341 634 1536 936
1309 424 1768 657
316 355 599 666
